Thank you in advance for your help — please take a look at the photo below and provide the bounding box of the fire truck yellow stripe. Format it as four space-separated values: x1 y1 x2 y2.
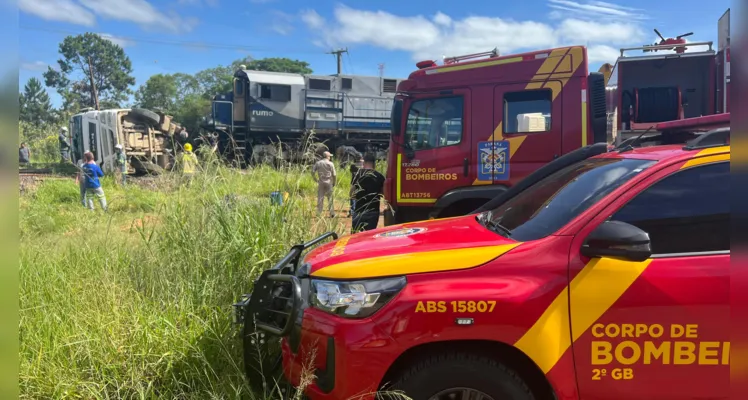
514 257 652 374
582 90 588 147
535 49 568 75
396 153 438 203
472 46 586 186
310 243 522 279
396 153 402 201
434 57 523 73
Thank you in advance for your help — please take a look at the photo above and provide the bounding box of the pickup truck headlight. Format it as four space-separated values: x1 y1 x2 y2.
311 276 406 318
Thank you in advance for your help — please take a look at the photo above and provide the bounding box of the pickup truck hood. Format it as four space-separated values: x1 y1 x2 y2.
306 215 521 280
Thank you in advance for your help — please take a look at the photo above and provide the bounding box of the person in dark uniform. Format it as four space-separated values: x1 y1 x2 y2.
347 157 363 218
351 153 385 233
19 142 30 165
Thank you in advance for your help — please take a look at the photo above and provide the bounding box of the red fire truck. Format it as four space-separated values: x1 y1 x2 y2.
384 9 731 225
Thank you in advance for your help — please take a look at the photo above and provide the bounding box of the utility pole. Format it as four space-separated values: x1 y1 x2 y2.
87 56 100 110
327 48 348 74
378 63 385 78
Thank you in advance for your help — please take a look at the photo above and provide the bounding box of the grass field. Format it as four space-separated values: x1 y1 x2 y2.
19 157 371 399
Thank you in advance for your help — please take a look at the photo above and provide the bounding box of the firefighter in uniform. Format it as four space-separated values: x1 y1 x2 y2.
180 143 199 184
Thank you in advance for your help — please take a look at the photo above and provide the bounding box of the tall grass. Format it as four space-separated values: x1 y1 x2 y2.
19 155 366 399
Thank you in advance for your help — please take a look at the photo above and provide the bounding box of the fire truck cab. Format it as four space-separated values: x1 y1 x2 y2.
385 9 731 226
384 46 609 225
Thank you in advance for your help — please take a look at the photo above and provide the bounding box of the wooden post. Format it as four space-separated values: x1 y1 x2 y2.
87 56 99 110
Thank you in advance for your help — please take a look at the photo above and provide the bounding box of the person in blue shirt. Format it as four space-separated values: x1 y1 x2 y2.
81 151 108 211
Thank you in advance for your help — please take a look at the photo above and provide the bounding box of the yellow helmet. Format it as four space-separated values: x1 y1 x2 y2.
184 143 192 152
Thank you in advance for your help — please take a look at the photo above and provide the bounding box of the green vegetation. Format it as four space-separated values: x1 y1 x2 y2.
43 32 136 110
20 160 364 399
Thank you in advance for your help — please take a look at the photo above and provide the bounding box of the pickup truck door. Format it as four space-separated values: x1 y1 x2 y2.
568 161 730 399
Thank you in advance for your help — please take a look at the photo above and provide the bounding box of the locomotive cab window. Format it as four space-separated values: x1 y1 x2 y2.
405 97 464 151
259 84 291 102
503 89 552 134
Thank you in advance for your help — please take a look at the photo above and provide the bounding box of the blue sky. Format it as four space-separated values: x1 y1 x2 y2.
19 0 730 107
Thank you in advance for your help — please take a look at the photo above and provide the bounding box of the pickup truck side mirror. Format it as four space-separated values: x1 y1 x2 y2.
581 220 652 262
391 99 404 137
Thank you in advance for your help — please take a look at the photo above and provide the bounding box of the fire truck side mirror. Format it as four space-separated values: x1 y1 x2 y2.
581 220 652 262
392 99 404 136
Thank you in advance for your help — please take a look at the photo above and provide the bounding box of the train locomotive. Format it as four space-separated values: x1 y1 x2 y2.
208 68 404 165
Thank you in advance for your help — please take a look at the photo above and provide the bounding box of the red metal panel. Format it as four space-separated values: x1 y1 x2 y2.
655 113 730 132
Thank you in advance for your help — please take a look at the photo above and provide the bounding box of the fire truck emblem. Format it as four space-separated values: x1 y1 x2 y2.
477 141 510 181
375 228 427 238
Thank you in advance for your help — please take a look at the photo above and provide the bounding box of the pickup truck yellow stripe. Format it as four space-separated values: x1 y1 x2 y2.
311 243 521 280
514 257 653 374
681 146 730 169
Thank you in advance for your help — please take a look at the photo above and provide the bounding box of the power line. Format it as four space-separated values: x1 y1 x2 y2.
20 25 325 54
345 52 355 75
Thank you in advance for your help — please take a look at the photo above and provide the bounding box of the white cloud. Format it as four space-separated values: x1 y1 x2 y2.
300 9 324 30
20 61 49 72
433 12 451 27
587 45 620 63
20 0 199 34
547 0 646 21
269 10 294 35
557 19 645 45
19 0 96 26
78 0 198 33
300 3 710 66
98 33 135 48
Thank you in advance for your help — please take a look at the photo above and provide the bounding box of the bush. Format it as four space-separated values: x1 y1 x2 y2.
20 121 61 164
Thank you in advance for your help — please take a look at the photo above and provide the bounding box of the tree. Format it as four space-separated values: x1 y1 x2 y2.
239 57 313 74
43 33 135 110
172 73 200 98
19 78 56 126
135 74 179 113
194 66 234 99
173 94 211 135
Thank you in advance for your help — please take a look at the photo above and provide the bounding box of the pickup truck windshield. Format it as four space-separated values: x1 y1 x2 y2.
480 158 656 241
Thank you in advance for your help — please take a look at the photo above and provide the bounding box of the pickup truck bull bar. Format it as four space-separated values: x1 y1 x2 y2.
233 232 338 336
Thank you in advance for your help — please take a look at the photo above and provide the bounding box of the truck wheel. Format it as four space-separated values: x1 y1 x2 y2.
130 108 161 126
382 352 534 400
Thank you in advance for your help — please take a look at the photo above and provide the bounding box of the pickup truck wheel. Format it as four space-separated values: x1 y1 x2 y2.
381 352 534 400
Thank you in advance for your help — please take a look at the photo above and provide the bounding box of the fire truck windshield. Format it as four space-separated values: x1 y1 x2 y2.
479 158 656 241
405 97 464 150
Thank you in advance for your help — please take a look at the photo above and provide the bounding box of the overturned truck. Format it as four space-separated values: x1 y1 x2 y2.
69 108 183 174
